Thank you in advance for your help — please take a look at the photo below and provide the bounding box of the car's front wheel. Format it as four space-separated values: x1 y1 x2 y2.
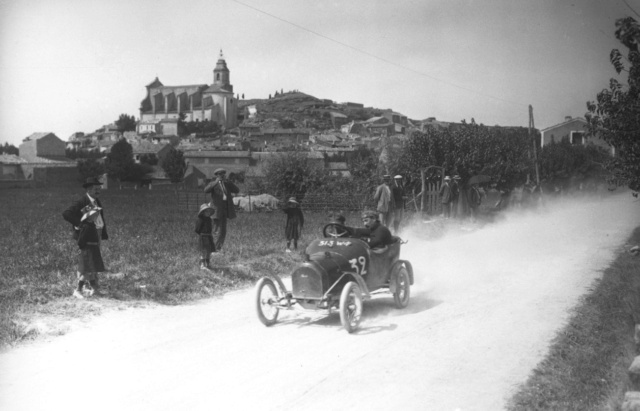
255 277 279 326
393 266 411 309
339 281 363 333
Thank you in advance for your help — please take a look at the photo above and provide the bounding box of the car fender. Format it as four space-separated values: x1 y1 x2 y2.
389 261 414 293
342 271 371 299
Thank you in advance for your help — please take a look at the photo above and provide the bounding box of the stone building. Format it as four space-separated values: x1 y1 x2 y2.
138 51 238 133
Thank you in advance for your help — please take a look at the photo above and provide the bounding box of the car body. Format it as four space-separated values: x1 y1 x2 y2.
255 223 414 333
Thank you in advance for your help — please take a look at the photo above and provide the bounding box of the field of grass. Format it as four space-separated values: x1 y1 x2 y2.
507 227 640 411
0 186 365 348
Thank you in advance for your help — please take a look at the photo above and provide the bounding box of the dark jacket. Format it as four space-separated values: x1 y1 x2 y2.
195 215 213 235
204 178 240 220
348 221 392 249
283 205 304 240
62 194 108 240
77 221 100 249
439 182 452 204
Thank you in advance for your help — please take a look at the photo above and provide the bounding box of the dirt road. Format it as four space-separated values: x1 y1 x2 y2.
1 193 639 411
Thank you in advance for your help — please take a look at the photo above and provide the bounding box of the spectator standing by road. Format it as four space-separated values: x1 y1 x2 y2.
391 175 405 234
73 206 104 298
282 197 304 252
204 168 239 251
439 176 453 219
62 177 109 298
451 175 461 219
373 175 394 227
195 203 215 270
468 183 483 222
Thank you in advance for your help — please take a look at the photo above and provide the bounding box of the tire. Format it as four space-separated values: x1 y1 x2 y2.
393 266 411 309
339 281 363 333
255 277 279 326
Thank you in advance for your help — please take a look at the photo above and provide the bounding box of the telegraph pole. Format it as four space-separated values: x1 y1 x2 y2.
529 105 540 187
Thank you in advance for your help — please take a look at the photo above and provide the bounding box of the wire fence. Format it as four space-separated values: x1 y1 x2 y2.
176 184 444 215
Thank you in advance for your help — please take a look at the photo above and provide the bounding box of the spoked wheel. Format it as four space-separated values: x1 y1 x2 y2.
339 281 363 333
255 277 280 326
393 266 411 309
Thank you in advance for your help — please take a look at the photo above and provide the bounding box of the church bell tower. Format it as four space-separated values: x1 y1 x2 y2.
213 49 232 92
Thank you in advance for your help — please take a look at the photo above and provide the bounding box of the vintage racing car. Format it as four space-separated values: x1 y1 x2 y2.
254 222 414 333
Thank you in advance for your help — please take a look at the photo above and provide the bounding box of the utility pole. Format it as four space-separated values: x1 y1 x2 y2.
529 105 540 187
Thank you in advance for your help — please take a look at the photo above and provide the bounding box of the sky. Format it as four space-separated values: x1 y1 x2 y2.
1 0 639 148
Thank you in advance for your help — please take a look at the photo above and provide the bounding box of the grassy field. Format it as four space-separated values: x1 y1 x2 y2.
507 227 640 411
0 185 365 348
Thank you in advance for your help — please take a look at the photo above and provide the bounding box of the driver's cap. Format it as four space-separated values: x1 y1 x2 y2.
361 210 377 219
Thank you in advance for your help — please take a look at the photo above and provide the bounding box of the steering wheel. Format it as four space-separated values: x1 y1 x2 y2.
322 223 349 238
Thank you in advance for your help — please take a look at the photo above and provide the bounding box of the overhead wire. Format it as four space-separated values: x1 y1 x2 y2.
229 0 528 109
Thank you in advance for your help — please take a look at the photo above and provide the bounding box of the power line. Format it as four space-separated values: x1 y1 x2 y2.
230 0 528 108
620 0 640 19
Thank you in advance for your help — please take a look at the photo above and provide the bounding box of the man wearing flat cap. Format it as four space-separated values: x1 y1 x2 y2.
204 168 239 251
343 210 393 249
62 177 109 296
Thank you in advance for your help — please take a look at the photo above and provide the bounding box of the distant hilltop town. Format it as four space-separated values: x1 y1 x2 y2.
2 51 602 186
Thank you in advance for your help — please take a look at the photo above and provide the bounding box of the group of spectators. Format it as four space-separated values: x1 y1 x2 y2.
61 170 409 297
439 175 483 221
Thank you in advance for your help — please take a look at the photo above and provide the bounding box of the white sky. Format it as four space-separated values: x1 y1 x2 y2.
1 0 638 147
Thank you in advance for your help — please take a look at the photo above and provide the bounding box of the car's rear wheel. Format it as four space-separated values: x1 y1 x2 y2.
255 277 279 326
339 281 363 333
393 267 411 309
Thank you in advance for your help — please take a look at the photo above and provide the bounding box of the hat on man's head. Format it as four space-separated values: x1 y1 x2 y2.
361 210 378 220
394 175 402 179
82 177 103 188
213 168 227 176
444 176 451 181
198 203 214 216
288 197 298 204
383 174 391 179
453 175 461 180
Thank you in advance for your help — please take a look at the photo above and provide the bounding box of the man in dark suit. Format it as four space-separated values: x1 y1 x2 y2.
204 168 239 251
62 177 109 295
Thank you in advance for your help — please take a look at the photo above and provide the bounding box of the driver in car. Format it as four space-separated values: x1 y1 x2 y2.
344 210 393 249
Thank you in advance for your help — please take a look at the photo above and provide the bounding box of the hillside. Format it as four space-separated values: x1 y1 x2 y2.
237 91 387 131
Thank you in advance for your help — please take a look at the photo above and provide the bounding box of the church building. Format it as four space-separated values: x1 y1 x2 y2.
138 51 238 133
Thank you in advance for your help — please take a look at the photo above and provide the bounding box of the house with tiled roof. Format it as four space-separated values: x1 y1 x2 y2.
540 116 614 155
0 154 27 179
131 141 172 164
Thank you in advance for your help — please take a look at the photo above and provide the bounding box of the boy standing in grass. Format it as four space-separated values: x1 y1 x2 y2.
74 206 105 298
195 203 216 269
282 197 304 252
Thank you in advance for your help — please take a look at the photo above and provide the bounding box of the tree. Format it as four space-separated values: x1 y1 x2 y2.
0 142 19 155
77 158 106 182
586 17 640 192
259 149 331 198
115 114 137 133
160 147 186 182
105 139 146 182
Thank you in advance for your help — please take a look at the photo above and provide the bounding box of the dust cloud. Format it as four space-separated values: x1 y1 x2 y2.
399 191 640 305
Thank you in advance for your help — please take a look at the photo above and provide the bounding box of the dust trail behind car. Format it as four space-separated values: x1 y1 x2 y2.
398 191 640 313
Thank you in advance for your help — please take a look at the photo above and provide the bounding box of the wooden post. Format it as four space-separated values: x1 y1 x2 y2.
529 105 541 188
420 169 426 213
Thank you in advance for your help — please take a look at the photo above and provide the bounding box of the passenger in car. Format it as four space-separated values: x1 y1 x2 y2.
344 210 393 249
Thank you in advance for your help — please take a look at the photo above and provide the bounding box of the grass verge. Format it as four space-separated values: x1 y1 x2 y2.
506 227 640 411
0 186 370 349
